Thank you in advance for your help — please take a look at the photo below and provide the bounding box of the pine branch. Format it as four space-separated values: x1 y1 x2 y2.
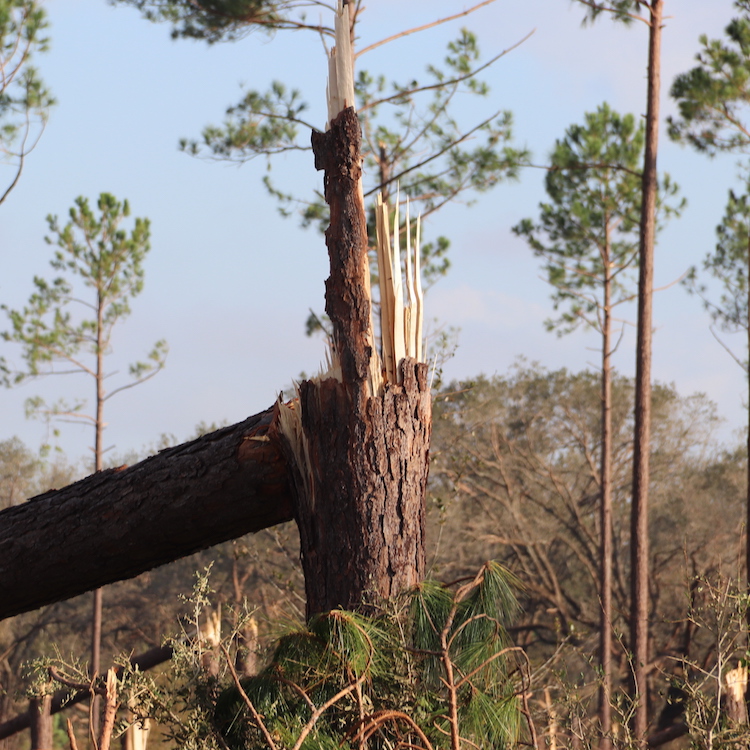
356 0 501 57
363 112 503 198
359 32 534 114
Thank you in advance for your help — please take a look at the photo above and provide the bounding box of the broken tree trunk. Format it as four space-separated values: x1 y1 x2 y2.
276 102 431 618
0 0 430 630
723 666 748 725
0 408 293 620
28 694 52 750
279 354 430 618
273 3 431 618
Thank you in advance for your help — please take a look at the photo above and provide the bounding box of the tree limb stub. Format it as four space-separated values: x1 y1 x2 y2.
0 407 293 621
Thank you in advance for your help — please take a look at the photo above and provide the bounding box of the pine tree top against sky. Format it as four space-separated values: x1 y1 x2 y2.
0 0 743 460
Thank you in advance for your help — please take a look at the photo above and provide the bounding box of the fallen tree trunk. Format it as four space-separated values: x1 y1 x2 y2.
0 407 293 621
0 3 430 631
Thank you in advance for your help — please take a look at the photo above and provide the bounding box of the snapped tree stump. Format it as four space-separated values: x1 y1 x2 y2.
276 106 431 618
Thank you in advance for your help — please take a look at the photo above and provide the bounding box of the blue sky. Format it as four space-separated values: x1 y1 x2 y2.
0 0 745 465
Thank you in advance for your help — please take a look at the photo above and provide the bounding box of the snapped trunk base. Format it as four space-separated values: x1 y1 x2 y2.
275 359 431 618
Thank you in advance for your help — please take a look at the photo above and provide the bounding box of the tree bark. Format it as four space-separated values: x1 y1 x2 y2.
631 0 663 743
746 230 750 640
598 238 613 750
280 107 430 618
28 695 52 750
287 360 430 617
0 407 293 621
92 305 105 735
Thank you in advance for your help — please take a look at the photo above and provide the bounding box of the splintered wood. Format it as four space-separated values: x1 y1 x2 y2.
273 0 431 618
375 190 424 385
326 1 355 128
311 0 425 390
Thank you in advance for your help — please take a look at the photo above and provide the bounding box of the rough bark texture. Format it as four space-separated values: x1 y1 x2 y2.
28 696 52 750
312 107 374 391
0 408 293 620
284 107 430 617
746 233 750 641
631 1 662 742
287 361 431 617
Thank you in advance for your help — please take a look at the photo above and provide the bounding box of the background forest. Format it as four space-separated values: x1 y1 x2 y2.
2 0 750 749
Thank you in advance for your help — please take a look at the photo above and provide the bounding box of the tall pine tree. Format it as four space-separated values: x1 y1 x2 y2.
670 0 750 643
570 1 668 745
2 193 167 731
514 102 682 744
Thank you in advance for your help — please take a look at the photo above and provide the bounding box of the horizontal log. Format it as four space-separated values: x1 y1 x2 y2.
0 406 293 620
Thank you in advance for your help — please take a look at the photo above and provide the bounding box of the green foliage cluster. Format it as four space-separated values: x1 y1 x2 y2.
180 26 527 266
2 194 167 451
670 1 750 154
685 178 750 355
573 0 645 26
127 563 524 750
0 0 54 205
514 103 682 336
670 0 750 367
357 29 526 214
111 0 328 43
181 81 310 162
711 183 750 336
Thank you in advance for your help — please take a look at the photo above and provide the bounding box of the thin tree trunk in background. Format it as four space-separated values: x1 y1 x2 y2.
28 695 52 750
746 231 750 640
91 589 103 679
283 107 431 618
631 0 663 743
598 242 613 750
91 296 106 735
91 586 103 735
